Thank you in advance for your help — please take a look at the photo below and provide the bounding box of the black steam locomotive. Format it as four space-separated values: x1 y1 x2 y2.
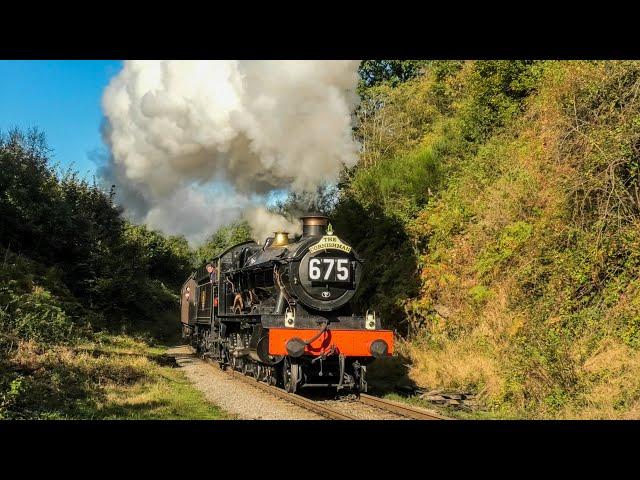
180 215 393 393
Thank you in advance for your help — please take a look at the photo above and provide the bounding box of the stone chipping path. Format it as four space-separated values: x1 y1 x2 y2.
167 345 322 420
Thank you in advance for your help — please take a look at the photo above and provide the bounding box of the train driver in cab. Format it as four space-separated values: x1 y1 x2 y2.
206 263 218 284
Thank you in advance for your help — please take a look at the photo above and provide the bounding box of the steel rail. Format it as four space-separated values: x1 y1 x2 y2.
224 368 357 420
195 349 355 420
359 393 451 420
193 347 448 420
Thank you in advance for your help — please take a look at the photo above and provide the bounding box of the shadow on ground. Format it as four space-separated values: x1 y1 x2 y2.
291 353 417 402
365 353 418 396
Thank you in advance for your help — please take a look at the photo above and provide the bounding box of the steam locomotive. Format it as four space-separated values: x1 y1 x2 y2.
180 215 393 393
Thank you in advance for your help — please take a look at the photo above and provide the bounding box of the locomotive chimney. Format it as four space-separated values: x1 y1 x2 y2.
300 214 329 237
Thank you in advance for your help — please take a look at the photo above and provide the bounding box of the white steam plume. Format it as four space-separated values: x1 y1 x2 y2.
101 60 360 244
243 207 302 243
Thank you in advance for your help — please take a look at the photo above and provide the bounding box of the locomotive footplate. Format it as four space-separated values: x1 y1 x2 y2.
259 314 383 330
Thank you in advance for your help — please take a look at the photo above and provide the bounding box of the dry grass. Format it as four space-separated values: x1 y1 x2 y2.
399 61 640 419
561 340 640 419
0 333 228 419
404 337 502 402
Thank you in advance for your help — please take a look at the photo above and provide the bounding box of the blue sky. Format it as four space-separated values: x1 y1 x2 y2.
0 60 123 179
0 60 289 216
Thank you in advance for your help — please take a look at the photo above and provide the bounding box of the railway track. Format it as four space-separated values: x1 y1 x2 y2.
359 393 450 420
196 351 354 419
202 356 450 420
226 368 357 420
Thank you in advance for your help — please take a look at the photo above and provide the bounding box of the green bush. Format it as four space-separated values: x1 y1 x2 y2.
476 221 533 277
0 377 24 419
0 286 75 343
349 145 442 222
195 220 252 266
459 60 543 143
0 128 195 339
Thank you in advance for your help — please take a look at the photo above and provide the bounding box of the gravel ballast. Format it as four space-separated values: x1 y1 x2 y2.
167 345 322 420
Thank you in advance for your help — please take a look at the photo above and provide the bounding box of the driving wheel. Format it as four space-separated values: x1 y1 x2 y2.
282 357 300 394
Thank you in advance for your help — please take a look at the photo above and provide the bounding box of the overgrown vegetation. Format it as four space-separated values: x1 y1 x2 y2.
0 129 222 419
0 333 227 419
6 60 640 419
329 60 640 418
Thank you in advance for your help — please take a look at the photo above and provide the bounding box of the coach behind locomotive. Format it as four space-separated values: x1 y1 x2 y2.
180 214 394 393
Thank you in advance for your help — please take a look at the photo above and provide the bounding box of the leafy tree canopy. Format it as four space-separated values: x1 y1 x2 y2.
194 220 252 266
358 60 429 90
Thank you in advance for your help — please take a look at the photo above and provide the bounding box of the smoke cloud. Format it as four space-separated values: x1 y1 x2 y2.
243 207 302 244
100 60 360 244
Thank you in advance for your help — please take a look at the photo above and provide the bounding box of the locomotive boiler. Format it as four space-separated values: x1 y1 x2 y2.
180 214 393 393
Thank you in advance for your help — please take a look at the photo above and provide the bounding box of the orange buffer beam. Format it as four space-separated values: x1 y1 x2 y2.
269 328 394 357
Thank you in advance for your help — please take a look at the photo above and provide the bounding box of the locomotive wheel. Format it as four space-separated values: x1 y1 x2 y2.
200 332 206 357
193 328 200 354
218 345 228 370
266 367 277 386
218 354 227 371
200 332 209 358
282 357 300 394
359 365 368 393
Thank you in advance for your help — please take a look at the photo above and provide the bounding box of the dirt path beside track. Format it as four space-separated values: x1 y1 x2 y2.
167 345 322 420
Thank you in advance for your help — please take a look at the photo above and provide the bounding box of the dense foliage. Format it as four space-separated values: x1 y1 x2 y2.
358 60 429 90
330 60 640 418
194 220 252 266
0 128 193 334
5 60 640 419
0 129 195 418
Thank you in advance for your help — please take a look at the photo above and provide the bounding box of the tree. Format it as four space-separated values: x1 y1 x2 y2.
194 220 253 266
0 127 196 326
358 60 429 90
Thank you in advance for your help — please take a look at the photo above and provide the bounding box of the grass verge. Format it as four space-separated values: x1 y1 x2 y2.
0 332 229 420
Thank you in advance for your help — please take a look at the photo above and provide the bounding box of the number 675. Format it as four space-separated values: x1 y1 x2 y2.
309 258 350 281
